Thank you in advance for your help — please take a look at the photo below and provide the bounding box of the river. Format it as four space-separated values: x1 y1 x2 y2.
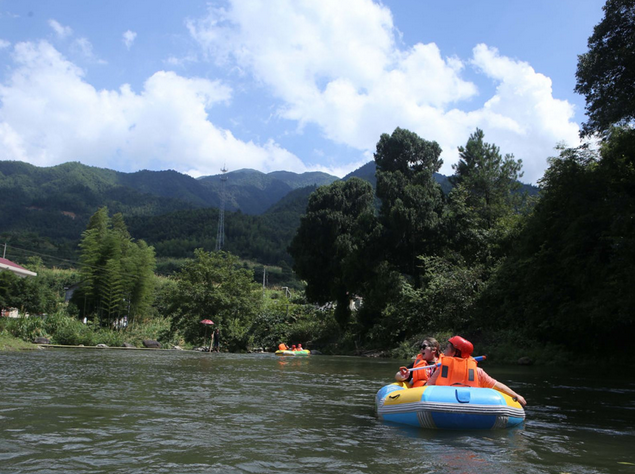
0 349 633 473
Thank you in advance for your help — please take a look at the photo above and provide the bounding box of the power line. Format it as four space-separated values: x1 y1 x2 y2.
4 244 82 268
3 244 143 278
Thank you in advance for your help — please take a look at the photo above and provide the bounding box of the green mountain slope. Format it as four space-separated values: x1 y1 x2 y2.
0 161 199 242
197 168 337 214
1 159 536 271
0 161 337 266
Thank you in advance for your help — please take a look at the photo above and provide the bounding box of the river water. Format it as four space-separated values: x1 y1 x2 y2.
0 349 633 474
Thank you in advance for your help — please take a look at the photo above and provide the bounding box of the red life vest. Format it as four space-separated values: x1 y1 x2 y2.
411 354 436 387
435 355 479 387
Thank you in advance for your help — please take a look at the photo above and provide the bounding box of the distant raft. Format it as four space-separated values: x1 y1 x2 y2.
375 383 525 430
275 349 311 356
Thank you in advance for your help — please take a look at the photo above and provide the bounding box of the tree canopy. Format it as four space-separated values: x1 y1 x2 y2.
73 207 156 325
450 128 524 229
168 249 262 350
375 128 445 280
475 128 635 351
288 178 378 326
575 0 635 136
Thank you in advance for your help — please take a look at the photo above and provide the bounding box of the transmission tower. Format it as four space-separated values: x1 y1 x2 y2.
215 165 228 251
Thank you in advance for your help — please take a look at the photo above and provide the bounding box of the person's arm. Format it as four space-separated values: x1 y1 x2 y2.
477 368 526 406
493 381 527 407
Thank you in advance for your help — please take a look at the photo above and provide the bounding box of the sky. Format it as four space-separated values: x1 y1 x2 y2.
0 0 606 184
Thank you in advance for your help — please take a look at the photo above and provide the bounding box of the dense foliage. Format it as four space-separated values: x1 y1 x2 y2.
289 178 378 326
475 129 635 349
167 250 262 351
72 207 157 326
291 128 516 346
0 258 77 315
3 0 634 363
575 0 635 136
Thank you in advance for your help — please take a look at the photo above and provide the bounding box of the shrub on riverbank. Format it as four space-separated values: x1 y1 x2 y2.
0 311 175 348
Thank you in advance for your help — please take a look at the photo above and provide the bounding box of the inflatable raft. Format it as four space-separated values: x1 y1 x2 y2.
376 383 525 430
275 349 310 356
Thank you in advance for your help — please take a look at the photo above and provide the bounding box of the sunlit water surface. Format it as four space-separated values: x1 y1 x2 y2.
1 350 633 473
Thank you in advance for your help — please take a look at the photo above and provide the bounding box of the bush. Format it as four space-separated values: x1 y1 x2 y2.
4 315 46 342
123 317 174 348
48 314 96 346
93 330 124 347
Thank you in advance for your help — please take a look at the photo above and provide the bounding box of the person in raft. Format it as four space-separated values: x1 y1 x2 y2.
394 337 441 387
297 343 303 351
427 335 527 407
278 343 289 351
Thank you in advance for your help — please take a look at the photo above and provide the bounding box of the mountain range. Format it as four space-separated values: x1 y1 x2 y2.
0 160 535 270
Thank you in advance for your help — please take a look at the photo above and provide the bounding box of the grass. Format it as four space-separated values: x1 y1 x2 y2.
0 332 38 351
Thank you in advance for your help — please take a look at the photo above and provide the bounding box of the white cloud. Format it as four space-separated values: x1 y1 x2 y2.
70 37 106 64
165 52 199 67
0 41 308 176
189 0 580 183
48 19 73 38
123 30 137 50
467 44 580 181
0 39 10 49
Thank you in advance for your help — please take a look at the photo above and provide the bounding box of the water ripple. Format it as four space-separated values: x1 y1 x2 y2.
1 350 634 473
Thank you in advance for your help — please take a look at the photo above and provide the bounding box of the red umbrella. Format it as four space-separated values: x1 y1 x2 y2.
200 320 214 350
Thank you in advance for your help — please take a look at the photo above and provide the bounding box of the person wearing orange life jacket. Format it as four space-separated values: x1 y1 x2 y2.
427 336 527 407
394 337 440 387
278 343 289 351
291 345 297 351
297 343 304 351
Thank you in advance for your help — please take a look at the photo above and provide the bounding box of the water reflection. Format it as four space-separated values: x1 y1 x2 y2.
0 350 633 473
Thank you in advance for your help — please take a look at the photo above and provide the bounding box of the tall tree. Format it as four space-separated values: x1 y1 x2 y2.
74 207 156 324
374 128 445 280
450 128 524 229
101 258 124 322
575 0 635 136
168 249 261 350
289 178 378 326
127 240 156 322
78 207 110 310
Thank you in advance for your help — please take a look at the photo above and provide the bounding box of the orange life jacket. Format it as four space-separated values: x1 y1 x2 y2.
278 343 288 351
411 354 437 387
435 355 479 387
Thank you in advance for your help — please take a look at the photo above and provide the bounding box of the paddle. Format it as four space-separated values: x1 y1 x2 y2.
399 355 487 375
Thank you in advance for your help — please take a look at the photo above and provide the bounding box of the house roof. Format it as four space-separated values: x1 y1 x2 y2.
0 258 37 278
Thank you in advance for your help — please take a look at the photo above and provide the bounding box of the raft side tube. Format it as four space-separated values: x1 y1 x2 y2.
376 384 525 430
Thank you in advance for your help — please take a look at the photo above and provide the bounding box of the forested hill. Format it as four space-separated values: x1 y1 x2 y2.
197 168 338 214
126 185 320 269
0 161 338 243
0 161 202 246
1 159 537 266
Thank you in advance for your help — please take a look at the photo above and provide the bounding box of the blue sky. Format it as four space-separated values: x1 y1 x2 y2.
0 0 605 183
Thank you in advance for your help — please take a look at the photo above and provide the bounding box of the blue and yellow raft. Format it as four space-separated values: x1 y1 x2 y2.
275 349 310 356
376 383 525 430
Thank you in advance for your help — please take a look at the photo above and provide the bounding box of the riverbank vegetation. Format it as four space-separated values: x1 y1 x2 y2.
2 1 634 366
1 135 633 364
0 332 36 351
